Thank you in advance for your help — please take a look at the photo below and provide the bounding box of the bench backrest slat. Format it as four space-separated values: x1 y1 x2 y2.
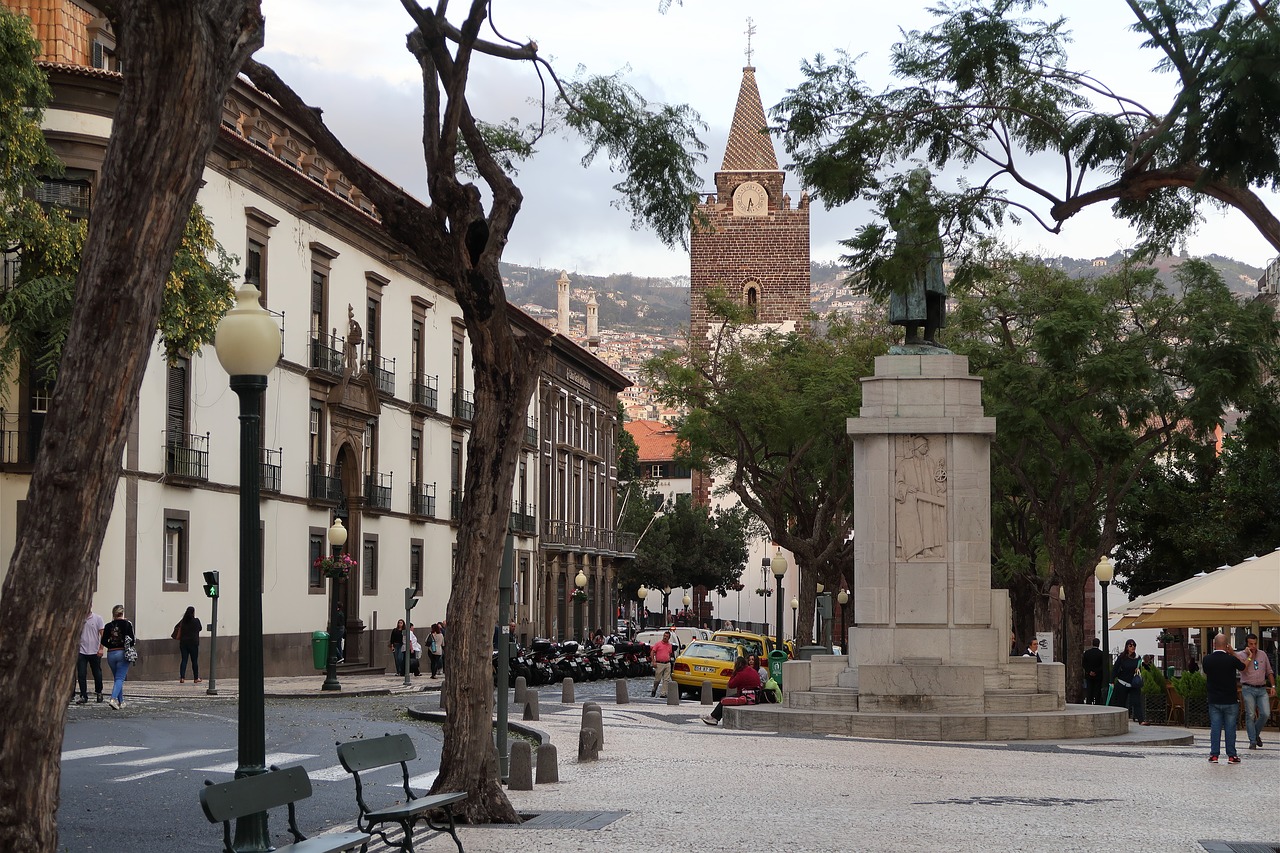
200 765 312 823
337 732 416 772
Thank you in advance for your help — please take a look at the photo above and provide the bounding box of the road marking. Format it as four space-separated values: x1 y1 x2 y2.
61 745 148 761
110 769 172 783
308 764 353 782
106 748 231 767
197 752 316 774
402 771 437 789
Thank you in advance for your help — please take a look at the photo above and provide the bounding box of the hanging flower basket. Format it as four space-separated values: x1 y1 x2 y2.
314 553 357 581
755 587 772 598
570 589 588 603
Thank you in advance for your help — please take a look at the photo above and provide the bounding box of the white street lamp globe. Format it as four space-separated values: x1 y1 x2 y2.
327 518 347 547
1094 556 1114 584
837 589 850 605
771 550 788 579
790 597 799 611
214 282 280 377
637 584 648 600
662 586 671 596
682 593 691 607
574 569 587 590
816 582 824 594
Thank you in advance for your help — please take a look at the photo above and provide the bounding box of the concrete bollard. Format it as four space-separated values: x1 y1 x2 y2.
507 741 533 791
578 710 602 761
701 680 714 705
535 743 559 784
582 702 603 748
562 677 575 704
666 683 681 705
615 678 629 704
514 675 527 706
523 691 539 721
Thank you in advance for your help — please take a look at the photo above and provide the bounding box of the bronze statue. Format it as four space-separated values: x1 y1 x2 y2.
886 169 947 348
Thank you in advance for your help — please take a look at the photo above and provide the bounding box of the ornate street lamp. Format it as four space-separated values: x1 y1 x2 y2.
322 518 347 692
637 584 648 630
837 588 850 653
771 550 788 656
790 596 799 641
1095 556 1115 684
1058 584 1067 670
662 585 672 624
214 280 280 852
574 569 588 641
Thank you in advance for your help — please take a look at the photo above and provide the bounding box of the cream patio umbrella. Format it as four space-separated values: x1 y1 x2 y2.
1109 548 1280 630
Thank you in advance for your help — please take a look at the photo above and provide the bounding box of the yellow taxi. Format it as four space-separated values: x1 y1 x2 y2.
711 629 778 665
671 640 744 697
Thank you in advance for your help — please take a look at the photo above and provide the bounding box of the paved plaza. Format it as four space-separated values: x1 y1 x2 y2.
152 674 1278 852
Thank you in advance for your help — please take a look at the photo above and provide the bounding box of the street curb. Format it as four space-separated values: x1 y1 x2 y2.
407 705 549 745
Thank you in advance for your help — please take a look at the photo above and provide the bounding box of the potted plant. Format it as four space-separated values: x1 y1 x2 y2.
1173 670 1209 727
1141 664 1167 722
569 589 588 603
313 553 356 582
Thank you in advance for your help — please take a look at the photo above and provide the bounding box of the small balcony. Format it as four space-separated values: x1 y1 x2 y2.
450 488 463 522
309 332 345 376
509 502 536 536
409 481 436 518
260 447 282 494
524 417 537 447
412 374 439 411
452 389 474 422
308 461 343 503
371 353 395 396
165 431 209 482
364 470 393 512
0 412 39 467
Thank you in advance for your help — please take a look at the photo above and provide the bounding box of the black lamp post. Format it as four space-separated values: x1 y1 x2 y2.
771 550 788 655
637 585 648 630
661 585 671 625
214 281 280 853
574 569 587 642
1095 556 1114 685
322 518 347 692
837 588 850 654
790 597 798 641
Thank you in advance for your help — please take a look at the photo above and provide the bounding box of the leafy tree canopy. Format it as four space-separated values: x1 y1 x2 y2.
775 0 1280 286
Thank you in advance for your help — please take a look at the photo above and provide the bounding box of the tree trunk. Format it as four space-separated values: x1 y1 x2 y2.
0 4 262 848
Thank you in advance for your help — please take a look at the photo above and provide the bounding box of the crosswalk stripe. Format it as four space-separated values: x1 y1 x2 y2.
402 771 437 789
197 752 317 774
106 748 230 767
110 769 172 783
61 745 148 761
308 764 353 782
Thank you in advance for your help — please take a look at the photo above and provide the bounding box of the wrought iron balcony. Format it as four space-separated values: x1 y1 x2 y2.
364 470 393 512
452 389 474 422
0 412 38 466
371 353 395 396
164 431 209 481
309 332 344 376
260 447 282 493
409 481 436 518
450 488 463 522
540 520 637 556
508 502 536 536
308 461 343 503
524 416 537 447
412 374 439 411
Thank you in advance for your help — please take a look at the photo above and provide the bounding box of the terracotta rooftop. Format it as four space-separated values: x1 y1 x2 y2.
625 419 678 462
720 66 778 172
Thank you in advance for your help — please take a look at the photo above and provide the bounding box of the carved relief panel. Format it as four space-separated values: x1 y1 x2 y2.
894 434 947 562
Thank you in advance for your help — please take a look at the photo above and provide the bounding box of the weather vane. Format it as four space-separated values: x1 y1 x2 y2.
745 17 756 66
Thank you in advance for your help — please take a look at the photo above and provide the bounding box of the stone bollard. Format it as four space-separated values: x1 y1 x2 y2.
507 741 533 791
666 683 681 705
615 678 629 704
562 677 575 704
701 680 714 705
523 691 539 721
535 743 559 784
514 675 527 706
578 710 602 761
582 702 603 748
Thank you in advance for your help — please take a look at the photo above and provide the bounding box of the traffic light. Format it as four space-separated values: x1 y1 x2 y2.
203 570 220 599
404 587 419 611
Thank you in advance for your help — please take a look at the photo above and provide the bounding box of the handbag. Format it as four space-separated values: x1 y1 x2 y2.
1130 669 1143 689
171 622 181 641
124 640 138 664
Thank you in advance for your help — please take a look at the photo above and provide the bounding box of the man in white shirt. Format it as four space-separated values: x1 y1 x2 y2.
75 609 105 704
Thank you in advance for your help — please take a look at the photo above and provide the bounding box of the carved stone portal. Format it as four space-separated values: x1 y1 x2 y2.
894 433 947 562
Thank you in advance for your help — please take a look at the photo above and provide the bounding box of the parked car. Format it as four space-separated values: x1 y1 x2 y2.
711 629 778 664
671 640 745 697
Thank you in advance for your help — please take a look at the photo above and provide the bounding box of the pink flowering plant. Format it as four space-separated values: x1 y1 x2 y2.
314 553 357 581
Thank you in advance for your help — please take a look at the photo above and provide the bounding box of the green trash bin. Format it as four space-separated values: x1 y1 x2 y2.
311 631 330 670
768 649 789 687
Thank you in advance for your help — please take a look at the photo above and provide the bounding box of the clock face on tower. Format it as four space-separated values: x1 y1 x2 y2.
732 181 768 217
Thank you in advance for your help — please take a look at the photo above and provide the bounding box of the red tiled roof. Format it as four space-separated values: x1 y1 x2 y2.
625 419 678 462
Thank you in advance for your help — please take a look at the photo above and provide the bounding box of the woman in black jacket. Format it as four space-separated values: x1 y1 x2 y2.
102 605 136 709
176 605 203 684
1109 638 1141 720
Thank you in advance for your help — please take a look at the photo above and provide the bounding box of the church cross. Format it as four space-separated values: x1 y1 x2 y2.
745 17 756 66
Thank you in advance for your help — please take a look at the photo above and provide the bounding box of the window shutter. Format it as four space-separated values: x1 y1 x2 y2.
166 360 188 439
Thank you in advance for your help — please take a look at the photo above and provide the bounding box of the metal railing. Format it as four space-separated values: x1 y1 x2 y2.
364 470 393 511
260 447 282 493
540 520 637 555
165 431 209 480
371 354 395 396
509 502 536 536
0 412 37 465
524 417 538 447
309 332 345 375
308 461 343 503
450 488 463 521
409 482 436 518
412 374 439 411
452 389 474 422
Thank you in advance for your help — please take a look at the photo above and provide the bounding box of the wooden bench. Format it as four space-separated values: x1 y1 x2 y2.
200 764 370 853
337 733 467 853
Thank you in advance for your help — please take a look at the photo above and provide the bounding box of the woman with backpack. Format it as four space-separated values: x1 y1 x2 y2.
429 623 444 678
102 605 135 709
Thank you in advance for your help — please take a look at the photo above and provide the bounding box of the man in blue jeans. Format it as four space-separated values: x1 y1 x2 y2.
1236 633 1275 750
1202 633 1246 764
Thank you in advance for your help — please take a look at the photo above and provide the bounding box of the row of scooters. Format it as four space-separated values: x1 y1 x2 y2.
493 638 655 687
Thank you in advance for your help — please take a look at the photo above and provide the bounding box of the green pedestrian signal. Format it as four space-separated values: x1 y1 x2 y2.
203 570 220 599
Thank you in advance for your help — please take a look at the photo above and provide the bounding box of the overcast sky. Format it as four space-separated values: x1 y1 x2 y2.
255 1 1280 278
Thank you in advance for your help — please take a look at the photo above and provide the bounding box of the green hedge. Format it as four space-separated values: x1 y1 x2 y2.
1172 670 1207 700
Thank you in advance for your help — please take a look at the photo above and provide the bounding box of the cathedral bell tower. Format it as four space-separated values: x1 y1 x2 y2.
689 62 811 346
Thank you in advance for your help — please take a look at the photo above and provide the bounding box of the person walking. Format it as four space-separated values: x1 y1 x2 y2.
429 623 445 678
331 602 346 663
1237 632 1275 750
74 609 105 705
1082 638 1107 705
650 629 675 698
102 605 135 710
1109 639 1140 716
408 624 422 676
389 619 407 677
174 605 203 683
1203 632 1246 763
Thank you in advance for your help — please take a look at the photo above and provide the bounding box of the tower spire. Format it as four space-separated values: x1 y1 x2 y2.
720 66 779 172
